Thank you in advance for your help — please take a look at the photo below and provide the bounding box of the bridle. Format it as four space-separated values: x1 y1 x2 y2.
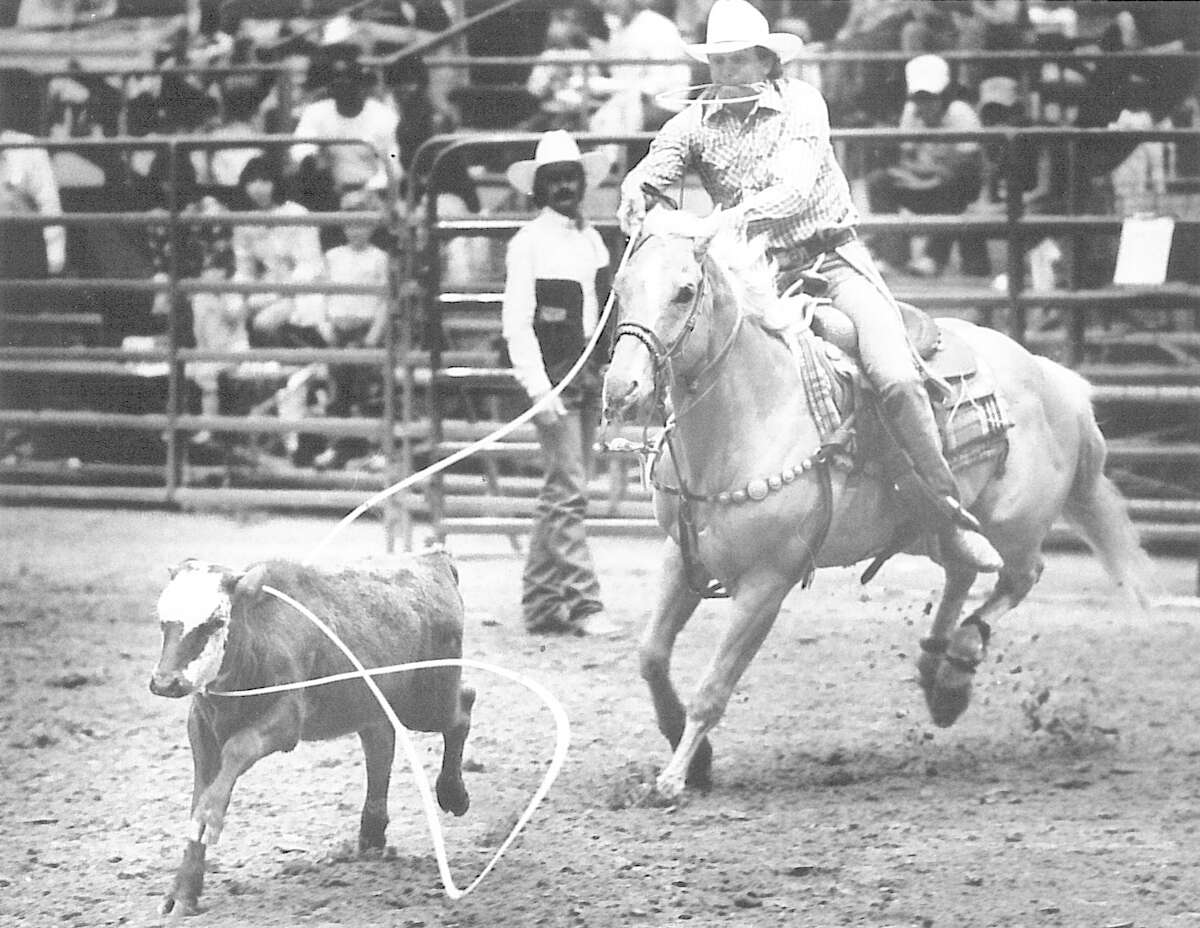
611 240 747 422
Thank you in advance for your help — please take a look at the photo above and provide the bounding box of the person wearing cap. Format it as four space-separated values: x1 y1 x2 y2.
866 53 989 278
290 50 401 194
976 75 1048 211
617 0 1002 573
502 130 623 636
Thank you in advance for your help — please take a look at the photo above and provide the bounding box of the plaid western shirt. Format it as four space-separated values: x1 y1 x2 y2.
625 79 858 255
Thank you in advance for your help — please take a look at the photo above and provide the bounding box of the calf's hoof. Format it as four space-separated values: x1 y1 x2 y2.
358 811 389 852
160 894 202 918
436 774 470 816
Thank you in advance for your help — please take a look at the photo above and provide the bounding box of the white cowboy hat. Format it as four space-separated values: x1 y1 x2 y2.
685 0 804 64
505 130 612 197
905 54 951 95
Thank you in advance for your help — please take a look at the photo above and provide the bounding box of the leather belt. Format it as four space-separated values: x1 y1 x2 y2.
770 227 857 270
801 226 856 255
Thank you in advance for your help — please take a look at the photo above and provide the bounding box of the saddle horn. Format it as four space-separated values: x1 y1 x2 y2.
641 183 679 211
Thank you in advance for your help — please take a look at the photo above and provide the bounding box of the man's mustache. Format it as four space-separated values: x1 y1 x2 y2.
712 80 768 99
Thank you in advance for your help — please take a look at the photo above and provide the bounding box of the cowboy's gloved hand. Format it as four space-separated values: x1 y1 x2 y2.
617 177 646 236
693 204 747 241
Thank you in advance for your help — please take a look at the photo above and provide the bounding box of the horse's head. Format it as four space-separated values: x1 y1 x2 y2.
603 206 721 424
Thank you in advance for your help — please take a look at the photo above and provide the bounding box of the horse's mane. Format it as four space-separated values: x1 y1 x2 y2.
640 208 792 334
705 225 786 330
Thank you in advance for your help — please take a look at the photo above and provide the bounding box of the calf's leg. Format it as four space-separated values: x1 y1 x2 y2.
435 684 474 816
357 722 395 852
189 696 305 844
161 708 222 916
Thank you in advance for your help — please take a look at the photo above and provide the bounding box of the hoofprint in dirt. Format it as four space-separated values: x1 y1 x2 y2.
1 505 1198 928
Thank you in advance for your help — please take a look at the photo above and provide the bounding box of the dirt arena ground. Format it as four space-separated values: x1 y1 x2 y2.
2 504 1199 928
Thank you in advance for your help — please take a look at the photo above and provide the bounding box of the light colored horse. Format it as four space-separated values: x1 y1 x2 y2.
602 208 1153 800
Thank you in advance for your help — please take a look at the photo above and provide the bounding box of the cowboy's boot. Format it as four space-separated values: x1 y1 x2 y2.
878 382 1003 572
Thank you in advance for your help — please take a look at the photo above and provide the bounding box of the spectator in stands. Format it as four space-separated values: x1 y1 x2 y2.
977 75 1049 210
975 75 1064 299
825 0 958 126
866 54 989 277
590 0 693 169
187 245 249 448
143 149 231 341
0 116 65 294
231 156 326 348
314 188 391 471
1108 76 1168 219
524 9 610 132
501 130 619 637
291 48 401 195
208 85 267 190
125 92 162 182
954 0 1032 87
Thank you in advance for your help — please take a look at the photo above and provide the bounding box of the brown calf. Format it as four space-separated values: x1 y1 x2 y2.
149 551 474 916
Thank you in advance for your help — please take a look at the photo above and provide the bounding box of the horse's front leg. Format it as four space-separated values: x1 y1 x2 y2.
640 541 705 784
656 570 792 800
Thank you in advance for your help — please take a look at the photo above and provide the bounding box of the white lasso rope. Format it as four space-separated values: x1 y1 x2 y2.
304 234 639 563
652 82 771 109
206 585 571 901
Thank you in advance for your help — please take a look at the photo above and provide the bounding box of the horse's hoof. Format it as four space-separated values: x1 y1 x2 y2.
927 684 971 727
928 661 975 727
685 739 713 792
916 649 941 698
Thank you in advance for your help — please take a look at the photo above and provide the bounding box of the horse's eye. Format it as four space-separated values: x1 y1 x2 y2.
676 284 696 303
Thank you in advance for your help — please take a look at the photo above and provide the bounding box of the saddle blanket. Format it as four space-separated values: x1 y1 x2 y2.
794 320 1012 476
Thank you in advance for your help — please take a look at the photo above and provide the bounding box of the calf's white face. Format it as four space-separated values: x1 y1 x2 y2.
150 560 234 697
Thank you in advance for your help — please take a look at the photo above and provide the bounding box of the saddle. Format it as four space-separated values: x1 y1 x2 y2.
810 300 977 382
780 289 1010 476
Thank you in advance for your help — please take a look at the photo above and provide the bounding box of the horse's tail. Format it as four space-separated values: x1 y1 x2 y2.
1051 362 1156 609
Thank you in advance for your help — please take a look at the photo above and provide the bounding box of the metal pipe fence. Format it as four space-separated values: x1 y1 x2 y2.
0 125 1197 557
0 132 419 546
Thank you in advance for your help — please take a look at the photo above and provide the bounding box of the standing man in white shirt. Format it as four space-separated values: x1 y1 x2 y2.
501 130 621 638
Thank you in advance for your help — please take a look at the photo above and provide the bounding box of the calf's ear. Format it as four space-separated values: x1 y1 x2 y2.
167 557 199 579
